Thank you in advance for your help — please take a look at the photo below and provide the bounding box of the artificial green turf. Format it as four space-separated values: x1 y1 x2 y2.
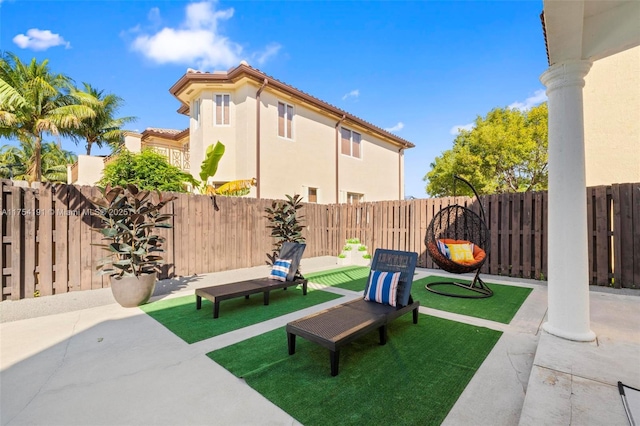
208 313 502 426
413 276 533 324
141 288 342 344
305 266 370 291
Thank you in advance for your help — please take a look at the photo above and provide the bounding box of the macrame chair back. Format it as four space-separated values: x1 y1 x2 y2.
424 175 492 298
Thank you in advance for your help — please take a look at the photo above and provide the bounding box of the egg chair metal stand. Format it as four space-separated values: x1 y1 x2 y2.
425 175 493 298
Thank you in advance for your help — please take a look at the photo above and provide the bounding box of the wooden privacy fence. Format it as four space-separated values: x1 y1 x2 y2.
1 180 638 300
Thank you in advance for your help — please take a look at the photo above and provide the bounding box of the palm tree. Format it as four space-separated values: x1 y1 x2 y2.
72 83 137 155
0 139 76 183
0 52 95 181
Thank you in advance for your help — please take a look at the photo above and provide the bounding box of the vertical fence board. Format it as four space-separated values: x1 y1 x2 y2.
164 194 176 278
587 188 595 284
54 185 69 294
500 194 511 276
511 193 522 277
594 186 609 285
10 187 22 300
23 189 36 298
616 184 634 288
172 194 184 276
522 192 532 279
79 186 93 291
612 184 623 288
533 192 544 279
194 194 204 274
489 194 500 275
632 183 640 288
38 184 54 296
67 186 81 291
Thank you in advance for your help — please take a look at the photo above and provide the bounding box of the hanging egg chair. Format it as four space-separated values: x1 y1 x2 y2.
425 175 492 298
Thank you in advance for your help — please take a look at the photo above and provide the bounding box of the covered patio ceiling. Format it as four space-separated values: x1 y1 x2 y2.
543 0 640 64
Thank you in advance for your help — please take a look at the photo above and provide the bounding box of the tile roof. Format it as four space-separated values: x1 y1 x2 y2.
142 128 189 140
169 62 415 149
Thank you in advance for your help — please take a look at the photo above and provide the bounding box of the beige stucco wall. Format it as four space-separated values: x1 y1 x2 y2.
583 46 640 186
189 96 206 182
338 126 402 202
185 81 405 202
124 133 142 152
234 84 257 198
73 155 105 186
257 89 337 202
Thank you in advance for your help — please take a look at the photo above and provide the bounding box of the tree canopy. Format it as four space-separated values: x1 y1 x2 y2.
71 83 137 155
0 139 76 183
100 149 197 192
0 52 96 181
424 103 548 197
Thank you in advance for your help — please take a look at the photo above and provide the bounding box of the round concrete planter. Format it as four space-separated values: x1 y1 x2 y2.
110 273 156 308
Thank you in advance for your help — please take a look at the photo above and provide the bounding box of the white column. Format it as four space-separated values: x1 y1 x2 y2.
540 60 596 342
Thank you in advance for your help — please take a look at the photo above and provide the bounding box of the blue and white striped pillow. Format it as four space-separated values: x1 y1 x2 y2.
364 270 401 307
436 239 451 259
269 259 292 282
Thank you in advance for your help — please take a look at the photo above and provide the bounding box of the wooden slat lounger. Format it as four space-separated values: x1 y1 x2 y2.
195 242 308 319
286 249 419 376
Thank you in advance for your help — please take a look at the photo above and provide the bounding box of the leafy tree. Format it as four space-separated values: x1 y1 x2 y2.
0 139 76 182
99 149 197 192
0 52 96 181
71 83 137 155
424 103 548 197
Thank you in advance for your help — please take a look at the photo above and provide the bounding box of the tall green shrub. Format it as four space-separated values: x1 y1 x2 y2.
100 149 196 192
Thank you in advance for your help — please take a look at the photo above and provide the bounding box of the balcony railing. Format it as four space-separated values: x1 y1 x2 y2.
148 146 190 171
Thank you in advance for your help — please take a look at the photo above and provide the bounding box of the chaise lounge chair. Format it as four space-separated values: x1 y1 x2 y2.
286 248 419 376
195 242 308 318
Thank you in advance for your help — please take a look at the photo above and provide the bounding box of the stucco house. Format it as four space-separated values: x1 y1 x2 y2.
70 62 415 203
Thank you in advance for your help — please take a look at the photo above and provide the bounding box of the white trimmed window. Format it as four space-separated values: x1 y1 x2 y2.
308 187 318 203
215 94 230 126
340 128 361 158
278 101 294 139
347 192 364 204
193 99 200 128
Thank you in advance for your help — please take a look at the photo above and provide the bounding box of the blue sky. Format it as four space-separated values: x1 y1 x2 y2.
0 0 548 197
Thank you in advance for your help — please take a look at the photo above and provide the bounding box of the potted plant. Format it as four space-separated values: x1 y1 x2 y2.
90 184 176 307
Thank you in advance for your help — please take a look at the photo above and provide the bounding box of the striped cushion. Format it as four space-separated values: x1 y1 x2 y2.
436 239 451 259
364 270 401 307
269 259 292 282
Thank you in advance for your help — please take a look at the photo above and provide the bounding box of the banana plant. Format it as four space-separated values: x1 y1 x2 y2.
198 141 257 210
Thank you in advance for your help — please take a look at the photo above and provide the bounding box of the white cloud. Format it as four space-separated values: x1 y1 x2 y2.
385 122 404 132
449 122 474 135
508 89 547 111
13 28 70 51
130 1 278 70
252 43 282 66
342 89 360 100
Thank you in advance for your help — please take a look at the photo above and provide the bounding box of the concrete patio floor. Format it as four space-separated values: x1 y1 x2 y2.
1 256 639 425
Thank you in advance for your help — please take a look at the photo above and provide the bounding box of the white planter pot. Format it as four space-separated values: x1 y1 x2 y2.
353 254 371 267
110 273 156 308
